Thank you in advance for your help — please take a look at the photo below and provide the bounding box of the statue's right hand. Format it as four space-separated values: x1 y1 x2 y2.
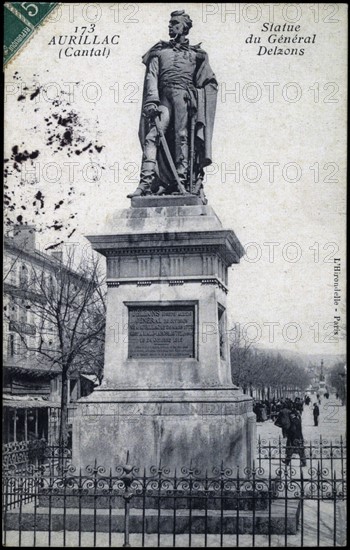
143 103 159 119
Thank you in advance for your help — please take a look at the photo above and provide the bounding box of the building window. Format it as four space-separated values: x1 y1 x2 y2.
8 263 17 285
8 334 15 356
18 301 27 324
19 264 29 287
9 304 17 322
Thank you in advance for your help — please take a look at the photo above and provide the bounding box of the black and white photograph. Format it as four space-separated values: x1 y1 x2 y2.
3 3 347 546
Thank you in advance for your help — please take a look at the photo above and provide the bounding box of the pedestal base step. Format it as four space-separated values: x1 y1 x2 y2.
5 500 301 535
38 489 270 511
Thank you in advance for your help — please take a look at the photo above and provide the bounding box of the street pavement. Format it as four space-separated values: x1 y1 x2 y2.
256 394 347 444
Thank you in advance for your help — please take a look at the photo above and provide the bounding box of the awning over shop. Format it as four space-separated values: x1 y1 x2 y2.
3 395 61 408
80 373 99 385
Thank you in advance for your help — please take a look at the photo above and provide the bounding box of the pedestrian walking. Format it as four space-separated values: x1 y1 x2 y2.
282 408 307 467
313 402 320 426
270 401 278 422
274 401 291 438
253 400 263 422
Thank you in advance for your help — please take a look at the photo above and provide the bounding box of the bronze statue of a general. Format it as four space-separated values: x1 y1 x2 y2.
127 10 218 201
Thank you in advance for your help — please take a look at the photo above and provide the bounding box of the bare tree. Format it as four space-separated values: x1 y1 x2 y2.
229 323 254 394
5 245 106 447
327 362 347 404
229 327 311 398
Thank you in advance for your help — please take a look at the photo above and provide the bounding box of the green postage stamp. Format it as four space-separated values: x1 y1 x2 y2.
4 2 58 66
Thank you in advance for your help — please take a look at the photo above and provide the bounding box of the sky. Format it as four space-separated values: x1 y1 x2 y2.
4 3 347 356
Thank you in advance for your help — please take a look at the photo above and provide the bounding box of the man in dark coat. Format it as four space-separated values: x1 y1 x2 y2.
274 401 291 438
313 402 320 426
127 10 217 199
283 408 307 467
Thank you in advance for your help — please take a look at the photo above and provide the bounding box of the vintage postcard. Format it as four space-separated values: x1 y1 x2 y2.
3 3 347 547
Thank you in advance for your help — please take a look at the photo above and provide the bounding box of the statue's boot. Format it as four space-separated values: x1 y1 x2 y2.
127 160 155 198
127 188 143 198
176 158 191 194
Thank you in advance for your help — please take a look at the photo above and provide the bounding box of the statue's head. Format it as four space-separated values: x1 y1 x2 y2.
168 10 193 39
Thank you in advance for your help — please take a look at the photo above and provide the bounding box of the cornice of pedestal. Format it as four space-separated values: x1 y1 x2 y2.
106 276 228 293
87 231 244 267
87 203 244 266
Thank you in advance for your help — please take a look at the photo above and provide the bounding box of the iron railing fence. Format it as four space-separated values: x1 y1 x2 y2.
2 441 29 469
257 435 346 477
3 435 345 473
2 459 347 548
2 442 72 473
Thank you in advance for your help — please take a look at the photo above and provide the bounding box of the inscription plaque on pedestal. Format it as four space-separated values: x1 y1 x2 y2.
128 304 195 358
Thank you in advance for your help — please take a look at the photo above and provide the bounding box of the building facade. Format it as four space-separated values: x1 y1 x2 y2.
3 226 97 448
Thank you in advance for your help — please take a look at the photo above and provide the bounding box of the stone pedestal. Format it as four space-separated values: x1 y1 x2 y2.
73 198 255 472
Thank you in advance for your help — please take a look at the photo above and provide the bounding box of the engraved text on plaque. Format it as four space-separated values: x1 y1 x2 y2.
128 305 195 358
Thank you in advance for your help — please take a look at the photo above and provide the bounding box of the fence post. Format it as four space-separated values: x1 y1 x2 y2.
330 440 334 480
284 465 288 547
142 468 146 547
300 466 304 546
204 469 208 548
252 460 256 546
3 472 8 546
122 463 134 548
123 488 132 547
236 466 240 547
320 435 324 488
333 468 337 546
316 462 320 546
268 460 272 546
340 435 345 495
